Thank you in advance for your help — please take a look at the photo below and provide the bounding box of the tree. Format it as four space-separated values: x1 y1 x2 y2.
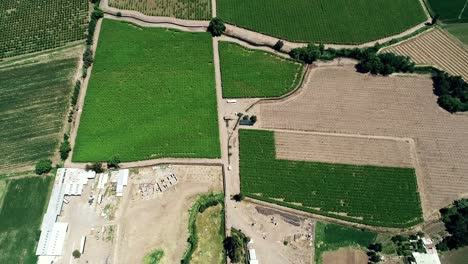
83 46 94 68
250 115 257 124
233 193 244 202
273 40 284 51
208 17 226 37
368 243 383 252
86 162 104 173
59 140 71 160
223 236 241 262
116 11 122 17
107 155 121 169
289 44 322 64
431 14 439 25
35 159 52 175
72 249 81 258
437 198 468 250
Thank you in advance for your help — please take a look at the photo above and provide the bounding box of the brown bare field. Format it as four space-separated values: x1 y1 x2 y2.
322 247 367 264
381 28 468 81
252 65 468 217
275 131 414 168
115 165 223 264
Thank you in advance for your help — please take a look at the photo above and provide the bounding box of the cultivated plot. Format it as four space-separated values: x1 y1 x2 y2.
239 129 422 227
426 0 468 21
254 65 468 214
74 19 220 162
219 41 303 98
382 28 468 81
217 0 426 44
444 23 468 45
0 177 52 264
0 0 88 58
108 0 211 20
0 57 77 172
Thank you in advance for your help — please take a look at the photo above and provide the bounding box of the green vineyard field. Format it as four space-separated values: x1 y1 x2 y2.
218 0 426 44
427 0 468 21
108 0 211 20
0 177 52 264
0 57 77 172
0 0 89 59
74 19 220 162
219 41 303 98
239 129 423 227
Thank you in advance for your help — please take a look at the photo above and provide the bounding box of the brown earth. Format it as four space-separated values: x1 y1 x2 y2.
275 130 414 168
382 28 468 81
251 65 468 219
322 247 368 264
114 165 223 264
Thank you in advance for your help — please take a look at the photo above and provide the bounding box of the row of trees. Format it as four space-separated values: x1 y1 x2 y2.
289 43 415 76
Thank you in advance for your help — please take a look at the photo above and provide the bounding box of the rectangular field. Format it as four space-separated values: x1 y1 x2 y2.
0 56 78 172
426 0 468 21
108 0 211 20
74 19 220 162
0 0 88 58
217 0 426 44
239 129 423 227
275 131 414 168
253 65 468 215
444 23 468 45
219 41 303 98
0 177 53 264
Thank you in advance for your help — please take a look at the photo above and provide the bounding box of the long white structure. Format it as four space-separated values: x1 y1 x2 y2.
112 169 129 197
36 168 95 258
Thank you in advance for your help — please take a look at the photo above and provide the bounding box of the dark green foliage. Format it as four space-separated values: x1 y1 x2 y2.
72 250 81 258
107 155 121 169
357 53 415 75
116 11 122 17
59 140 71 160
85 162 103 173
71 81 81 106
224 236 241 262
239 129 423 227
273 40 284 51
83 46 94 69
35 159 52 175
289 44 322 64
86 6 104 45
433 72 468 112
437 199 468 250
208 17 226 37
0 177 52 264
368 243 383 252
232 193 243 202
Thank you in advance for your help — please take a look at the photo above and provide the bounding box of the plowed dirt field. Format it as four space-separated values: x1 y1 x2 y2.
252 65 468 217
382 28 468 81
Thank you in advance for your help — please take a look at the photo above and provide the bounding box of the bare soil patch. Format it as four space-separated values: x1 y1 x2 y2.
382 28 468 81
275 131 414 168
115 165 223 264
322 247 368 264
252 65 468 216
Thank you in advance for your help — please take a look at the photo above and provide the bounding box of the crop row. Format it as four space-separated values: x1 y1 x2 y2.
239 129 423 227
108 0 211 20
0 0 88 58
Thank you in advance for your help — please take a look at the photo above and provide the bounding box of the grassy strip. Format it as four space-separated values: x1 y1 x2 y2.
73 19 220 162
219 41 304 98
143 249 164 264
181 193 224 264
231 228 249 264
0 176 53 263
314 221 377 264
239 129 423 228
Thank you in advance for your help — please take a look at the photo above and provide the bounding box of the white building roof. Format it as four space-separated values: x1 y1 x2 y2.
413 252 441 264
249 260 259 264
249 249 257 260
36 223 68 256
115 169 129 197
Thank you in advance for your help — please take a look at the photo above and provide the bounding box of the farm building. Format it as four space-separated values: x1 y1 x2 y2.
36 168 96 261
412 252 441 264
111 169 129 197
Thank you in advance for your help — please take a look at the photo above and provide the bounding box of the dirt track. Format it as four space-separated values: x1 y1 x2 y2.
251 65 468 218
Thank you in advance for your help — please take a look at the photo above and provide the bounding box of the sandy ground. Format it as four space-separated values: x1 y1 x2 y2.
274 130 414 168
382 28 468 81
114 165 223 264
322 247 368 264
229 201 315 264
57 165 222 264
250 64 468 220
